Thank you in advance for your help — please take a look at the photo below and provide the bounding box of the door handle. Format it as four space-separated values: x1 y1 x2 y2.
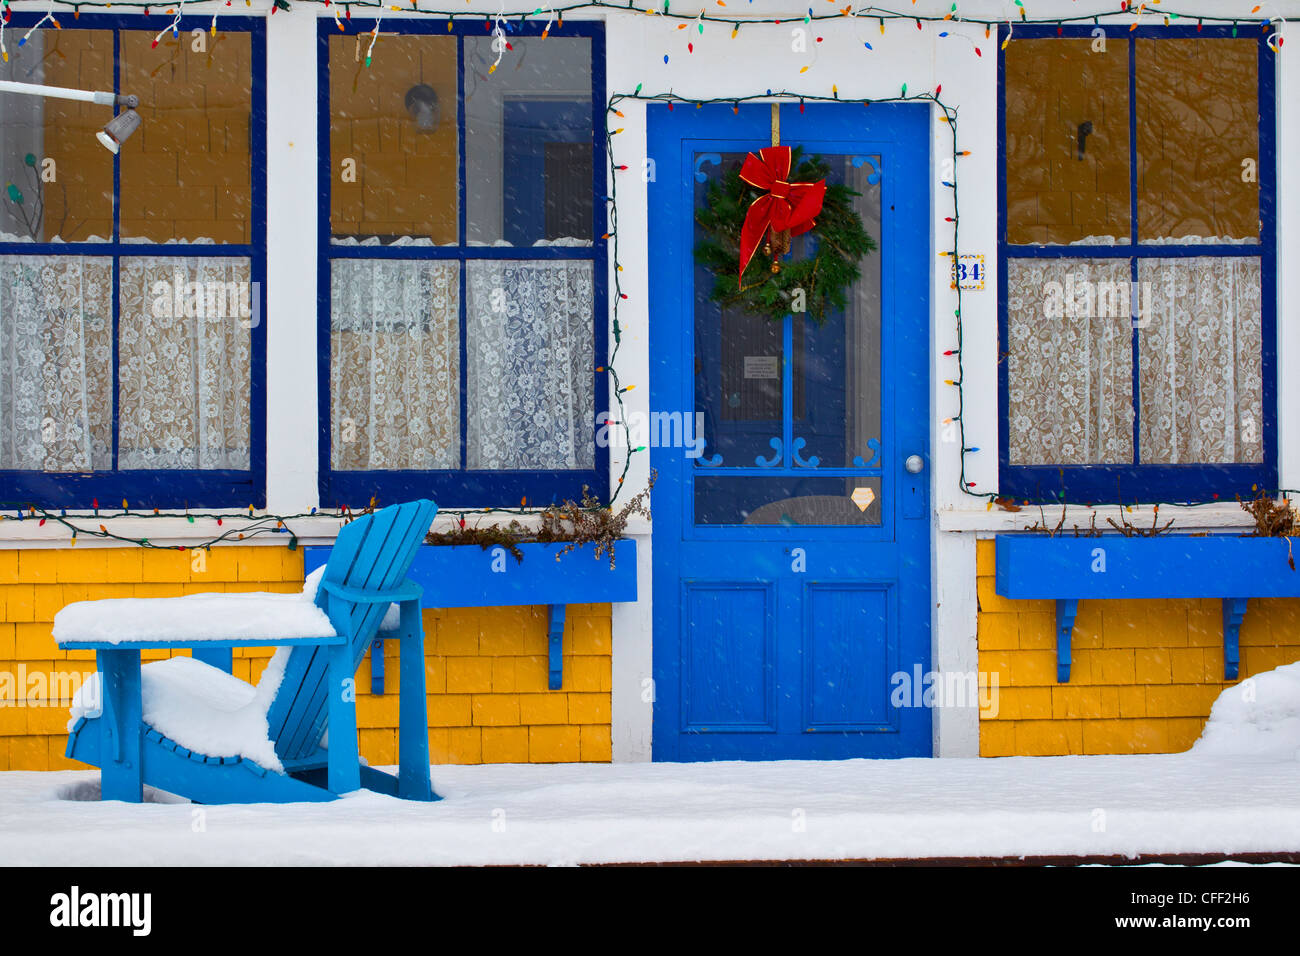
904 454 925 475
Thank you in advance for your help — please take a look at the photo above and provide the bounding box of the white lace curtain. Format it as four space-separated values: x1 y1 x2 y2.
466 260 594 470
1006 258 1134 465
1007 256 1262 466
0 256 113 471
1137 257 1263 464
118 257 252 470
330 259 460 470
1 255 252 472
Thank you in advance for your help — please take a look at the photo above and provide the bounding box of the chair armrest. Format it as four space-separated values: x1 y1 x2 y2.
318 579 423 605
57 634 346 651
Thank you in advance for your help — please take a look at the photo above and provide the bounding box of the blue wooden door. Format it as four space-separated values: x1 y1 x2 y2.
649 103 932 760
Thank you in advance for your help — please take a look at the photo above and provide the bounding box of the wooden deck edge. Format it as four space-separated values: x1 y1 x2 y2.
580 851 1300 867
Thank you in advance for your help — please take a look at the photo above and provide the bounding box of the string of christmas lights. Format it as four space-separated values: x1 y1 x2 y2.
1 3 1291 546
0 2 1294 33
605 86 1297 514
0 502 354 550
607 87 997 507
0 494 648 550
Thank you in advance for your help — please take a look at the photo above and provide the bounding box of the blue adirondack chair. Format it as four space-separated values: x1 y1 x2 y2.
58 499 439 804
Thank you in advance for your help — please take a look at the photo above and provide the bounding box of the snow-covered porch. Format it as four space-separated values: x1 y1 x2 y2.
2 748 1297 866
7 663 1298 868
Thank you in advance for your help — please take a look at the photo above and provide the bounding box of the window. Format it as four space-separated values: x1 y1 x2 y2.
319 20 607 509
0 15 265 507
997 26 1275 502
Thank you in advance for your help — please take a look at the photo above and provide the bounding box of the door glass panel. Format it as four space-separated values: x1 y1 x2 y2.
693 152 787 469
692 149 884 526
695 476 882 526
792 154 882 469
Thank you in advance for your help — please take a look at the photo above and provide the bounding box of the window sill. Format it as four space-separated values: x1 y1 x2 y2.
0 512 653 547
939 501 1260 534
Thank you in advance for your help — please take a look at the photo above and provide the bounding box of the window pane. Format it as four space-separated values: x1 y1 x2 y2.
0 30 114 242
330 259 460 470
1136 39 1259 244
1007 259 1134 465
0 256 113 470
1137 257 1262 464
117 257 251 469
119 31 252 244
465 36 593 247
691 151 882 478
1004 38 1130 245
329 35 459 245
466 261 594 469
695 476 882 526
693 152 785 468
793 155 882 468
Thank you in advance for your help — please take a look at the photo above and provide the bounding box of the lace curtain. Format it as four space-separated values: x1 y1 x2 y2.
1008 256 1263 467
0 256 113 471
330 259 460 470
118 257 252 469
466 261 594 470
1138 257 1263 464
1006 258 1135 465
0 255 251 472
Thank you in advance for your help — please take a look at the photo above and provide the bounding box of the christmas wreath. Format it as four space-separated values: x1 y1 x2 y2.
693 146 876 324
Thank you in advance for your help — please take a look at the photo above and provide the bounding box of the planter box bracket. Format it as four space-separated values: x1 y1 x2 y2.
1055 599 1078 682
1222 597 1246 681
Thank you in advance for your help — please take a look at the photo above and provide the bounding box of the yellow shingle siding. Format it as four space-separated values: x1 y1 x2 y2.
0 546 612 770
976 538 1300 755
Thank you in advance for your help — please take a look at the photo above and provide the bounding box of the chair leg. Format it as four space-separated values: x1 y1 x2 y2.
398 600 434 801
327 643 361 795
97 650 143 803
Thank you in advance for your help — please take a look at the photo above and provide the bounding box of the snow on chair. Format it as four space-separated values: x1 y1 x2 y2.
54 498 439 804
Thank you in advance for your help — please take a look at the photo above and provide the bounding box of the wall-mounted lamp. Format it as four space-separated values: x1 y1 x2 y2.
96 107 142 155
404 83 441 133
0 80 141 154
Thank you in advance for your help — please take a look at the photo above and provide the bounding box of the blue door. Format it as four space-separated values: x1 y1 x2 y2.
649 103 932 761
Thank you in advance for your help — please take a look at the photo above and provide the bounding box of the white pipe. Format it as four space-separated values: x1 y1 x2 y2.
0 79 116 107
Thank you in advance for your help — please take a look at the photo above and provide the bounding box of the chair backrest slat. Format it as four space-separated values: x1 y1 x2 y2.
266 499 436 762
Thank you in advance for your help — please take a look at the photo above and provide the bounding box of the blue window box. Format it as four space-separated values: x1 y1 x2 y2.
994 534 1300 682
305 541 637 691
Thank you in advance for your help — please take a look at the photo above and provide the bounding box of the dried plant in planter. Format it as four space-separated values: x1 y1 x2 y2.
1240 488 1297 536
1105 504 1175 538
1026 502 1069 537
424 521 531 564
423 472 655 569
535 472 655 569
1072 512 1102 538
1239 488 1296 570
1024 502 1102 538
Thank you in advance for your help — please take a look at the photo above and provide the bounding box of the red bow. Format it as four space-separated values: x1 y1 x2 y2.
736 146 827 287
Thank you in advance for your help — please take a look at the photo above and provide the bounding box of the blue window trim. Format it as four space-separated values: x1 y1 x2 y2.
996 24 1277 504
316 19 609 510
0 14 267 510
